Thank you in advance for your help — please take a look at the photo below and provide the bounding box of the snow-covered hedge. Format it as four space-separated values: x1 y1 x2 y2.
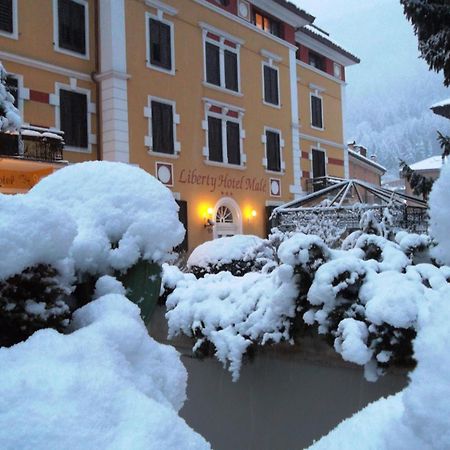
0 62 21 132
0 162 184 346
186 234 271 277
0 293 210 449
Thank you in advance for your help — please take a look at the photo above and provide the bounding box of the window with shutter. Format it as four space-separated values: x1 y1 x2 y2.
208 117 223 162
149 18 172 71
309 51 325 71
226 121 240 165
206 43 221 86
151 100 174 154
266 130 281 172
0 0 13 34
311 95 323 129
58 0 86 55
263 65 279 105
5 76 18 108
60 89 88 148
312 149 326 179
224 50 238 92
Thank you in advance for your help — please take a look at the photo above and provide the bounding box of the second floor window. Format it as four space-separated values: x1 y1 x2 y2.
57 0 87 55
263 64 279 106
311 94 323 129
60 89 88 148
208 115 241 165
266 130 281 172
0 0 13 34
204 33 239 92
309 51 325 71
151 100 174 154
148 17 173 72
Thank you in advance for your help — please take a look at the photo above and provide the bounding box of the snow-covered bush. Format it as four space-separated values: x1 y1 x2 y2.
186 234 272 277
166 264 298 381
0 62 21 132
29 161 184 274
0 293 210 449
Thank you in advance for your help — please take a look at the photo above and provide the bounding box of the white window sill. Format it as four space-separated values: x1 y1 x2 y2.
263 100 281 109
202 81 243 97
0 30 18 40
204 159 246 170
54 44 89 61
147 150 179 159
146 62 175 76
311 125 325 131
265 168 285 176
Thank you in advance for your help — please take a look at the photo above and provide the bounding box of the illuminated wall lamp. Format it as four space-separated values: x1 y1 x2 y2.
204 207 215 228
247 209 257 224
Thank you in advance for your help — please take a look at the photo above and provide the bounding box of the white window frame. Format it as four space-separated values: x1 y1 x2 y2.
201 24 242 96
52 80 95 153
309 146 328 179
53 0 89 60
310 91 324 131
261 61 280 109
202 100 246 169
145 12 176 76
0 0 18 39
262 126 285 174
4 73 29 119
144 95 180 158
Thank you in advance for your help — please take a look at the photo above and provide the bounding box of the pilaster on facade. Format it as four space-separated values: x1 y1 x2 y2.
341 83 349 178
97 0 130 163
288 47 303 198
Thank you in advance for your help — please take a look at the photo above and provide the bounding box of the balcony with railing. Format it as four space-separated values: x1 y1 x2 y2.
0 126 65 163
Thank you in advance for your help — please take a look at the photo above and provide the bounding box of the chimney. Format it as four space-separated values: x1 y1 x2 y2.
359 146 367 157
370 155 377 162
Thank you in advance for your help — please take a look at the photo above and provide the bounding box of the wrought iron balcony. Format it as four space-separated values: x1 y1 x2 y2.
306 176 344 193
0 126 64 163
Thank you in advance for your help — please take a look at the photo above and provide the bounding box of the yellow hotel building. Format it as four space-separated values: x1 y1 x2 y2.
0 0 359 252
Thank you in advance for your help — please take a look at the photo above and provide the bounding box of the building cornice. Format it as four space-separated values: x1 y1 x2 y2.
348 149 386 174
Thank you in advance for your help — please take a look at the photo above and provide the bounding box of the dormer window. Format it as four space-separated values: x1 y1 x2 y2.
252 10 282 38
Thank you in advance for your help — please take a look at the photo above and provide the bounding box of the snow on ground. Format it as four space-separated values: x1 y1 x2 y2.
0 294 211 450
29 161 184 274
165 264 298 381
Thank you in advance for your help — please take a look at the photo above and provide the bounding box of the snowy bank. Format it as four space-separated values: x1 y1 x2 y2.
0 294 210 450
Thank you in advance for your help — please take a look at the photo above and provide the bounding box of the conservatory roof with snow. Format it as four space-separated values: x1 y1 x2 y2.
273 178 428 234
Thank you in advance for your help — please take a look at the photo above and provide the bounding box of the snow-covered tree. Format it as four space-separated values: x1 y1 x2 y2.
0 62 21 131
400 0 450 86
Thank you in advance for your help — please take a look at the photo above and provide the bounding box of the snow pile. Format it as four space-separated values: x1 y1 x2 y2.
0 294 210 450
0 62 21 132
308 285 450 450
29 161 184 273
166 264 298 381
429 161 450 265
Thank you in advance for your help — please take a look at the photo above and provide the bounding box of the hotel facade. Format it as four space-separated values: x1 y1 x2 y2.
0 0 359 252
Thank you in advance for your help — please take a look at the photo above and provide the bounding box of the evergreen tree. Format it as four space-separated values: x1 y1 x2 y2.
0 62 21 132
400 0 450 86
400 160 434 200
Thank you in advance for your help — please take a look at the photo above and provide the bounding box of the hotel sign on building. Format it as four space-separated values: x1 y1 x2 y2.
0 0 359 252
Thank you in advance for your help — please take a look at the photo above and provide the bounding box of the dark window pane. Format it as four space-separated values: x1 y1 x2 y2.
0 0 13 33
206 42 220 86
309 51 325 71
58 0 86 55
6 76 18 108
224 50 238 92
312 149 326 178
208 116 223 162
266 130 281 172
264 65 279 105
226 121 240 165
149 18 172 70
311 95 323 128
60 90 88 148
175 200 188 253
151 101 174 154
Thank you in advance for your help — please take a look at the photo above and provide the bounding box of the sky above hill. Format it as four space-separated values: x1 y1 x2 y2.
292 0 450 171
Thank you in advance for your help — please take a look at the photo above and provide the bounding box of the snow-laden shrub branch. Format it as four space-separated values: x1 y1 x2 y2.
0 62 21 132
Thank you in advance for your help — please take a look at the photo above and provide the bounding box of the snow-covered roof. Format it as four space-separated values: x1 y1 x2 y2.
430 98 450 119
431 98 450 109
348 149 386 173
410 155 443 171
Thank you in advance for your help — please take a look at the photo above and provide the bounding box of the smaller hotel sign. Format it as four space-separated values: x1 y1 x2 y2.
156 162 174 187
